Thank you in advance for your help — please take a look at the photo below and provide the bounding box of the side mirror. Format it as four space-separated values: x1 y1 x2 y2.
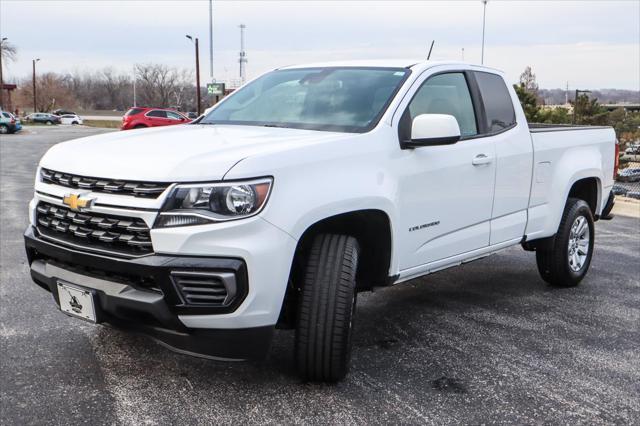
404 114 461 148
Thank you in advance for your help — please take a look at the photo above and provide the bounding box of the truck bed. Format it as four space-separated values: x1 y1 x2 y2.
525 124 616 240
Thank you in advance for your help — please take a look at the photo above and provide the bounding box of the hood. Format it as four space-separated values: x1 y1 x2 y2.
40 124 353 181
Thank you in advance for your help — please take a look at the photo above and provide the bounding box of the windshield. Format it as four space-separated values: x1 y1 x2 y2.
200 67 409 132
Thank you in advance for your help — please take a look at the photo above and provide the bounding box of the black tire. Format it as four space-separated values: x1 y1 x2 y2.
133 124 147 129
295 234 360 382
0 125 8 135
45 120 53 125
72 121 79 125
536 198 594 287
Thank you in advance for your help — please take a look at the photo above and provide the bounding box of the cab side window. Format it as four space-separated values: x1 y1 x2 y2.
407 73 478 137
474 72 516 133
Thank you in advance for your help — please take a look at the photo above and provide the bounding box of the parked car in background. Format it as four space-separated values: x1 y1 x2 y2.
624 144 640 155
611 184 628 196
24 113 61 125
121 107 191 130
617 167 640 182
627 191 640 200
0 110 22 134
59 114 84 125
52 109 77 116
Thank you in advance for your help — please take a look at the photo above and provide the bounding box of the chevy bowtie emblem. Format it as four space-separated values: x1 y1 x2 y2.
62 193 95 211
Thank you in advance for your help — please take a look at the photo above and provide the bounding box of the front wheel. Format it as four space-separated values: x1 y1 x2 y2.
295 234 360 382
0 125 8 134
536 198 594 287
45 121 53 125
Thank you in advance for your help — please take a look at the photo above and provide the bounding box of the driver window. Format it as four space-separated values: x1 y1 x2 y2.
408 73 477 137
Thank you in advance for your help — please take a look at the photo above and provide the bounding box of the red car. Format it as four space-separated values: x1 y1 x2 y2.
121 107 191 130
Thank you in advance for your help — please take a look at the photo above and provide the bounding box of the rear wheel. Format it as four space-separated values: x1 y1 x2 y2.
295 234 360 382
536 198 594 287
45 120 53 125
0 125 8 134
133 124 147 129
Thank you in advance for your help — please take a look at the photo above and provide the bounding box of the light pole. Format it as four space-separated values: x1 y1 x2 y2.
32 58 40 113
186 35 201 116
0 37 7 109
481 0 488 64
209 0 214 81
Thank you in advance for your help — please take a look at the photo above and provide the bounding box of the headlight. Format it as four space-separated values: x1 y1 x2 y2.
155 177 272 228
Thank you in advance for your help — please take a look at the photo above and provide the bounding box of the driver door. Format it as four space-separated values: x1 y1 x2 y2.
395 72 496 271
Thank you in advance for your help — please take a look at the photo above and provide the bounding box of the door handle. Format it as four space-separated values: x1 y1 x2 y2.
472 154 493 166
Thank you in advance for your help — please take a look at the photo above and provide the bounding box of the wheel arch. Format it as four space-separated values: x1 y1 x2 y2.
278 209 394 327
567 176 601 218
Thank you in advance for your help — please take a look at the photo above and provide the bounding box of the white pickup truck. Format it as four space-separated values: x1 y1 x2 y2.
25 60 617 382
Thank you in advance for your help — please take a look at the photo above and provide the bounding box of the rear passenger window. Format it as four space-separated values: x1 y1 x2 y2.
147 110 167 118
407 73 477 137
125 108 144 116
474 72 516 133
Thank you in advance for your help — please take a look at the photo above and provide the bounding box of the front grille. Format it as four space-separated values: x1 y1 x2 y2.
171 271 234 307
35 202 153 257
40 168 170 198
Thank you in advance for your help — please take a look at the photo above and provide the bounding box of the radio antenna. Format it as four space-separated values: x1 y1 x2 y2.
427 40 435 60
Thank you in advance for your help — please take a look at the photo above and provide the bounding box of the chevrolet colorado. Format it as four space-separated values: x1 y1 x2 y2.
25 60 617 382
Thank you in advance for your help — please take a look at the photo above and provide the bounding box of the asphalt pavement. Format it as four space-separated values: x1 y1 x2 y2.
1 126 639 425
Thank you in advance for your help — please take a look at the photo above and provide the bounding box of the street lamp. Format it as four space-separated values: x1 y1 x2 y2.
481 0 488 64
573 89 591 124
33 58 40 113
186 35 202 116
0 37 7 109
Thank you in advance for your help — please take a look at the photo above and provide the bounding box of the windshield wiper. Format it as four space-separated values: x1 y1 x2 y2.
262 123 287 128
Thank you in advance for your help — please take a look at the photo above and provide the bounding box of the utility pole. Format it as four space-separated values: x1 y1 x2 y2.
132 65 137 107
186 35 202 115
481 0 488 64
32 58 40 113
573 89 591 125
0 37 6 109
209 0 214 81
239 24 247 84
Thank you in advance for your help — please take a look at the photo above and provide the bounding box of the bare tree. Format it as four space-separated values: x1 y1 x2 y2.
135 63 180 107
519 66 539 94
0 40 17 63
1 39 18 109
13 63 199 113
16 72 77 112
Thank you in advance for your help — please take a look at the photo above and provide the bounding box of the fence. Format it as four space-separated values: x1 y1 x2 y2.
615 154 640 199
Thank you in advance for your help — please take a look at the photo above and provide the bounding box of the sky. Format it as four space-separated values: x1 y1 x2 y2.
1 0 639 90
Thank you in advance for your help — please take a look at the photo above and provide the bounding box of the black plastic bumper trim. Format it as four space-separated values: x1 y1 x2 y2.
25 225 248 315
25 226 272 361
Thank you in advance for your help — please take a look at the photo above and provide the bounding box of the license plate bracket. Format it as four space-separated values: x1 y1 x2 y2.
57 281 98 323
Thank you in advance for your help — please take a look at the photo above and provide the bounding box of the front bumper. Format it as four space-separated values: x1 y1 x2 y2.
24 226 274 360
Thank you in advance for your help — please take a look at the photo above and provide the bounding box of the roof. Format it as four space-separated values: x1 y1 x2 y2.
279 59 423 69
277 60 505 75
